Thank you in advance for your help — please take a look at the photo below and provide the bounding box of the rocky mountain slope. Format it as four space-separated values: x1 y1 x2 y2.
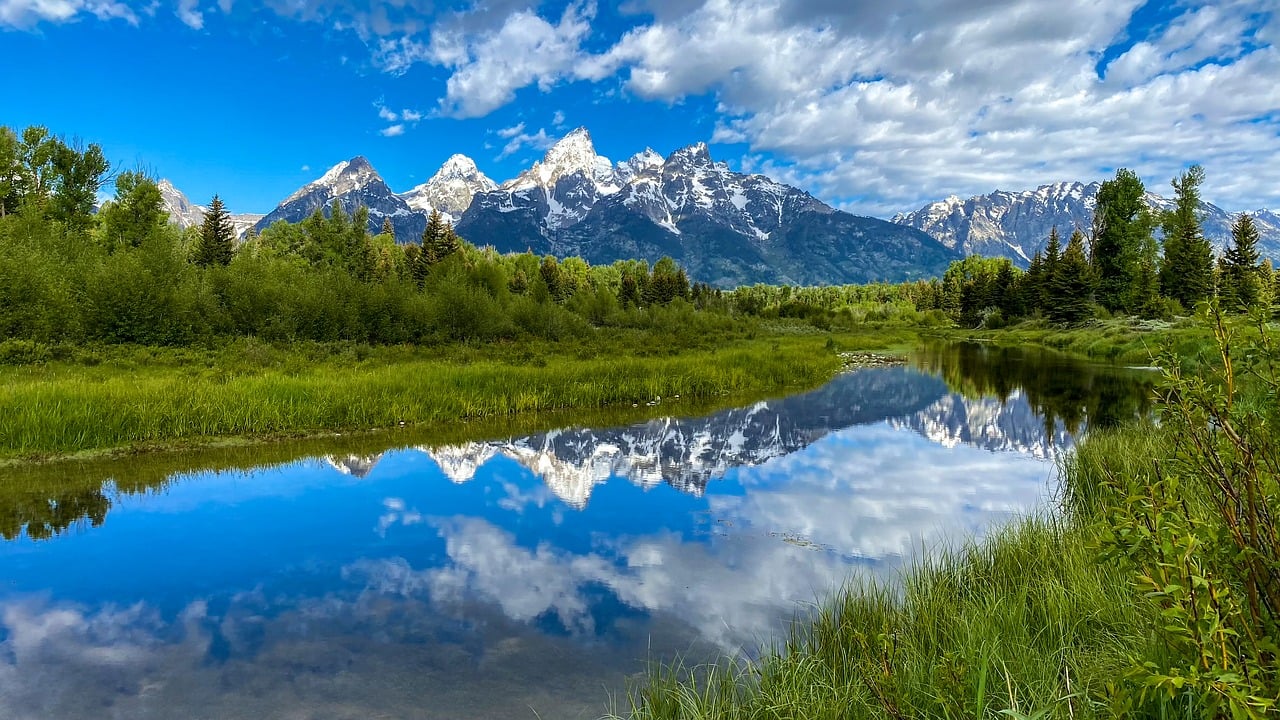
456 130 957 286
893 181 1280 266
158 179 263 237
248 128 956 286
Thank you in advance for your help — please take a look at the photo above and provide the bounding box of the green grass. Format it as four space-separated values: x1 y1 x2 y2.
610 515 1146 720
941 315 1217 367
0 332 853 461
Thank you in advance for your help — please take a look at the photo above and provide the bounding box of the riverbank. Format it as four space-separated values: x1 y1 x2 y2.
939 314 1217 366
612 317 1279 719
0 331 856 463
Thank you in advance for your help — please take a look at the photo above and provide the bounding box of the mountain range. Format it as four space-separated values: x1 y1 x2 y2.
892 181 1280 267
235 129 956 287
156 129 1280 284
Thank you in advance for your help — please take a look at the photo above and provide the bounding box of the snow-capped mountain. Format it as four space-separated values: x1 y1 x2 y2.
888 391 1072 460
253 156 426 242
893 181 1280 266
158 179 264 237
397 154 497 224
456 129 957 286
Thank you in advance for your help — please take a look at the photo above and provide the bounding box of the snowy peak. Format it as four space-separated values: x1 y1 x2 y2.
430 154 489 184
617 148 664 183
504 127 619 194
287 156 383 203
894 181 1280 266
399 154 496 222
666 142 713 169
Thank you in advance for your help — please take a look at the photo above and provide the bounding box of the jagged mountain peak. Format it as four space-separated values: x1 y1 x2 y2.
431 153 486 182
399 154 497 222
666 142 713 167
617 148 665 182
286 156 384 204
503 127 617 193
894 181 1280 266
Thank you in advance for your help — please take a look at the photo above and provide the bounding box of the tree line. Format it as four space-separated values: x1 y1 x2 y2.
0 125 725 355
924 165 1277 327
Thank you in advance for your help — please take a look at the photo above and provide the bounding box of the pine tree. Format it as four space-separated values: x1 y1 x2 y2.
380 216 395 240
194 194 235 267
421 209 449 266
1092 168 1153 313
1159 165 1214 311
1023 251 1045 315
1047 229 1094 324
1219 214 1262 311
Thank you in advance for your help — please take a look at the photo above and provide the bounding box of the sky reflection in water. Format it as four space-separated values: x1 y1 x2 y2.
0 345 1151 719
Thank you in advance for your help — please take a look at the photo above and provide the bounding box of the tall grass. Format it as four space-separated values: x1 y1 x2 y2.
0 334 840 460
610 517 1145 720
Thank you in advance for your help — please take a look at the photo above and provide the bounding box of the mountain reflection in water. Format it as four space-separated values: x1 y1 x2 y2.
0 343 1153 720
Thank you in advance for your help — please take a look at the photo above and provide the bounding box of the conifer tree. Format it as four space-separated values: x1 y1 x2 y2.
1092 168 1153 313
1219 214 1262 311
1159 165 1214 310
1047 229 1094 324
380 216 394 240
194 194 235 267
1022 251 1045 314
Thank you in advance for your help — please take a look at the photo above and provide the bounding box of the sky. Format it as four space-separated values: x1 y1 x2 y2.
1 0 1278 218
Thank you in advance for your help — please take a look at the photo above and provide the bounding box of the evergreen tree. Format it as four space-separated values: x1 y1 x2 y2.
194 195 235 267
1022 251 1045 315
1159 165 1214 310
994 261 1023 319
1219 214 1262 311
1092 168 1153 313
420 210 450 266
1047 229 1094 324
380 216 395 240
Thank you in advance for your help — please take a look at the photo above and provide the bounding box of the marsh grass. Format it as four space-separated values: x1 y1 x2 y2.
0 334 843 460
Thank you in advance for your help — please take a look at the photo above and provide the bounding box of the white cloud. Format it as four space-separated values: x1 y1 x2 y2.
400 108 422 122
300 164 310 172
494 123 555 160
345 0 1280 213
430 1 597 118
551 109 565 126
175 0 201 29
380 123 405 137
377 104 399 122
0 0 137 27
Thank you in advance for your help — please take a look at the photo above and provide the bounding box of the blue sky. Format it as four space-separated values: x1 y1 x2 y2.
2 0 1278 216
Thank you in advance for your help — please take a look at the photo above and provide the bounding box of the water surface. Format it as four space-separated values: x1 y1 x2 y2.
0 343 1153 719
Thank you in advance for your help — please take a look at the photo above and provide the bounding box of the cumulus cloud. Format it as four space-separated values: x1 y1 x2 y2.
357 0 1278 213
429 1 597 118
380 123 405 137
175 0 201 29
0 0 137 27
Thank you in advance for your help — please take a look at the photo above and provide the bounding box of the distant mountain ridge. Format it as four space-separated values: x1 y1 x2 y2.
158 180 263 238
892 181 1280 266
238 128 956 286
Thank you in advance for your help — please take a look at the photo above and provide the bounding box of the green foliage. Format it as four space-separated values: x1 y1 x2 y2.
193 194 235 267
1159 165 1215 310
1093 168 1155 312
1219 215 1264 312
98 171 166 250
1046 229 1095 324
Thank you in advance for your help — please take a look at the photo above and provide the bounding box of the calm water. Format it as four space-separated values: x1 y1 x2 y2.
0 343 1152 719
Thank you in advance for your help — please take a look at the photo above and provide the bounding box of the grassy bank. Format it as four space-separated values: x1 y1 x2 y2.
613 317 1280 719
0 331 855 462
941 315 1217 366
